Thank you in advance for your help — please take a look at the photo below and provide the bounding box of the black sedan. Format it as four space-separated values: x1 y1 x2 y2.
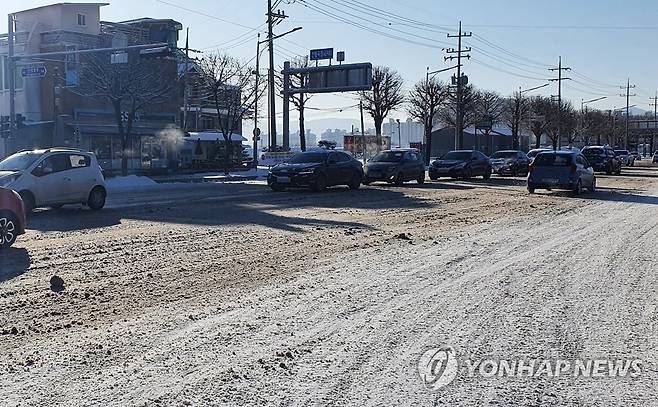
490 150 530 176
267 150 364 192
363 149 426 185
429 150 492 180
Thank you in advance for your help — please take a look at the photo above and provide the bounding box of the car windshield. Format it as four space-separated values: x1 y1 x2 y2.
533 154 573 166
442 151 472 161
0 151 43 171
615 150 629 155
287 152 325 164
582 148 604 156
492 151 518 159
371 152 404 162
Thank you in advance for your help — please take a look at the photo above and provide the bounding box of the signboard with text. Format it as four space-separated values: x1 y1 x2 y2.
21 65 47 78
310 48 334 61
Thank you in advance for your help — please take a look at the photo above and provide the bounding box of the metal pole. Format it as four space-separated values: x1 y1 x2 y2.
183 28 189 132
253 34 260 169
360 101 366 165
396 119 401 148
267 0 277 150
8 14 16 153
282 61 290 151
557 56 562 149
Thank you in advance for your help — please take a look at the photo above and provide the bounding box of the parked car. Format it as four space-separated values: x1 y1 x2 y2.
581 146 622 175
527 151 596 195
267 150 363 192
0 148 107 212
614 149 635 166
363 149 425 185
630 151 642 161
527 148 552 161
0 187 26 249
490 150 530 176
429 150 492 180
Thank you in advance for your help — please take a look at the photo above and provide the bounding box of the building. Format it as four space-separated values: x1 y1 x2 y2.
430 126 532 158
382 118 424 148
0 3 241 173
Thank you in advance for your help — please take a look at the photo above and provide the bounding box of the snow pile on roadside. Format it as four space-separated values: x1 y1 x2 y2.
106 175 158 191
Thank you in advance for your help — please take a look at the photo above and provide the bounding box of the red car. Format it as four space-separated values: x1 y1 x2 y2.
0 187 26 249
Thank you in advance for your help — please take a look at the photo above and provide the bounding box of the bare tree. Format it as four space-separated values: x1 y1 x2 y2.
81 50 176 176
197 53 264 175
545 101 577 149
503 90 530 150
528 96 552 149
359 66 405 141
475 90 505 154
438 84 479 143
407 77 447 164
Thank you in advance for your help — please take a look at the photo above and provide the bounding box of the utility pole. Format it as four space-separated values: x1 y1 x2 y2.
7 13 16 154
183 28 190 132
266 0 288 150
650 91 658 155
620 78 636 149
254 33 261 169
548 56 571 149
445 21 471 150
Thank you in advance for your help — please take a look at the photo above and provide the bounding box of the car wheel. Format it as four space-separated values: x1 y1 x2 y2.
348 172 362 190
527 187 535 194
87 187 107 210
416 172 425 185
270 184 286 192
616 165 622 175
0 211 18 249
362 178 371 186
429 175 438 181
463 168 472 180
511 167 518 177
18 191 35 213
606 164 612 175
312 174 327 192
483 167 492 180
394 172 404 186
588 177 596 192
573 179 583 195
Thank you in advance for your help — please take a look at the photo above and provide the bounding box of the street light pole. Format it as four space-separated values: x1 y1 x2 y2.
396 119 401 148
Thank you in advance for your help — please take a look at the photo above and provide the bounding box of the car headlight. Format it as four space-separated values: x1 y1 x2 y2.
0 174 20 188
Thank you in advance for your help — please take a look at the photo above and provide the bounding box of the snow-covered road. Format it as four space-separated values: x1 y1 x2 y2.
1 167 657 406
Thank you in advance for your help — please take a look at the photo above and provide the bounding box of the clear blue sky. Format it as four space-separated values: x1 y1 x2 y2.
3 0 658 133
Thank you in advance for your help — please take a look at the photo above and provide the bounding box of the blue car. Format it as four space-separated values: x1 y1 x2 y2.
527 151 596 195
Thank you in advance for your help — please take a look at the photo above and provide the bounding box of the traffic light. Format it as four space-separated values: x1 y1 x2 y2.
0 116 9 138
15 114 25 129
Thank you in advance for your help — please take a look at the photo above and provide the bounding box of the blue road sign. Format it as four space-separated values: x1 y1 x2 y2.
310 48 334 61
21 65 47 78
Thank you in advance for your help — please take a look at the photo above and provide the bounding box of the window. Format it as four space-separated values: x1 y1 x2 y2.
34 154 70 176
337 152 352 162
69 154 90 168
77 13 86 26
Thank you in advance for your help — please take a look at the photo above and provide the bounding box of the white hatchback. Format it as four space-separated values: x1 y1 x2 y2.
0 148 107 212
